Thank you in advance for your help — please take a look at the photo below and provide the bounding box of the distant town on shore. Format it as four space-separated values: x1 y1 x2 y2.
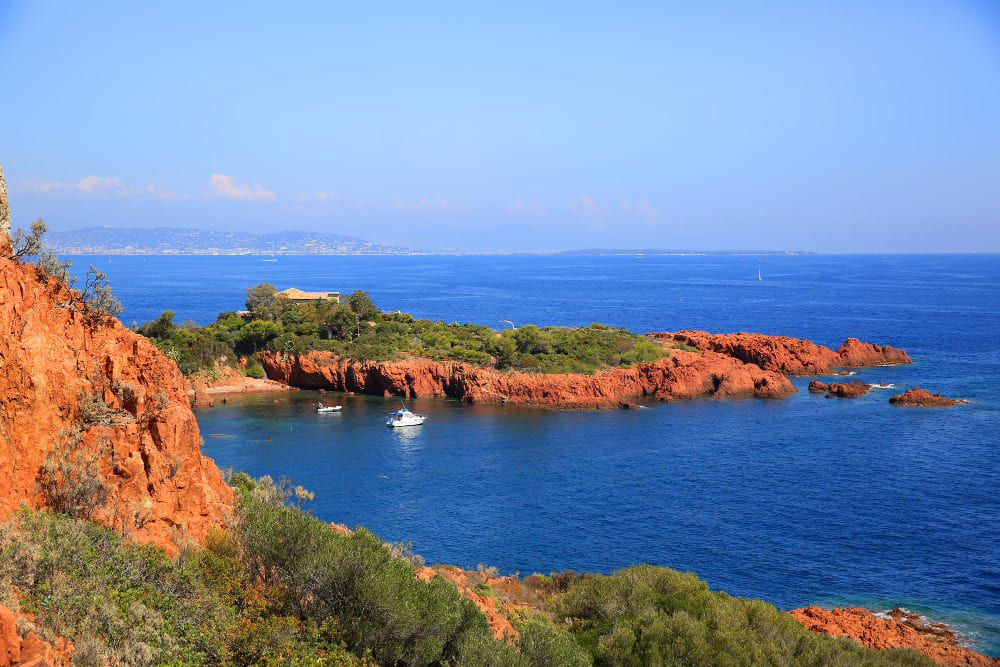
44 226 812 256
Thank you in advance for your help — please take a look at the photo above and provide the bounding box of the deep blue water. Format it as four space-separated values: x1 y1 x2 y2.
69 253 1000 653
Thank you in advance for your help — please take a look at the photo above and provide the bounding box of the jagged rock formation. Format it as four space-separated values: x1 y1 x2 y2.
649 331 912 375
260 347 796 408
791 606 998 666
0 254 233 554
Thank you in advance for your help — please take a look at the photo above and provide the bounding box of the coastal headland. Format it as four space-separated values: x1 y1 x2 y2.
253 330 912 408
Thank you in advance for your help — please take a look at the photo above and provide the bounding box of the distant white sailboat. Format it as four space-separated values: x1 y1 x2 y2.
758 269 762 281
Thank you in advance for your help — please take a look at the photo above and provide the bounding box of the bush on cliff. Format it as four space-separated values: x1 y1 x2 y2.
138 285 666 378
0 508 368 666
232 473 522 665
557 564 935 666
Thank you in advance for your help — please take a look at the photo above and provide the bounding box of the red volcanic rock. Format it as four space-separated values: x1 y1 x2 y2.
0 605 17 667
259 346 796 408
837 337 912 367
889 387 963 407
0 255 233 554
649 331 912 375
808 380 872 398
790 606 998 666
0 605 74 667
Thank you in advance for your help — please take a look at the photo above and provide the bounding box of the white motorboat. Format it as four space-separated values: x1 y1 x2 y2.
385 407 426 427
317 403 342 413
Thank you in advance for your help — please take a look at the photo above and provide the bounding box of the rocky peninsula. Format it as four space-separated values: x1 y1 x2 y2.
254 329 911 408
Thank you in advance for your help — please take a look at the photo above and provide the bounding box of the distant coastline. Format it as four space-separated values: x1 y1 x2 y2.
45 225 812 256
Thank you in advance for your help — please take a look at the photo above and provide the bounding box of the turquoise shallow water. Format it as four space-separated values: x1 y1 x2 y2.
70 253 1000 653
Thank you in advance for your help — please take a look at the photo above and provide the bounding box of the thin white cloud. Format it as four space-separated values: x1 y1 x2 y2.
144 184 189 200
21 179 69 193
210 173 278 202
76 175 130 193
297 190 339 201
391 196 451 212
20 175 185 199
507 198 547 214
619 197 660 221
571 195 607 214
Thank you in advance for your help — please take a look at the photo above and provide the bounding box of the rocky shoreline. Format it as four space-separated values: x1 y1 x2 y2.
791 606 999 666
250 329 913 409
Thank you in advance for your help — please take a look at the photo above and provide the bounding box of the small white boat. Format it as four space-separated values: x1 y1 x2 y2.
385 407 426 427
317 403 342 413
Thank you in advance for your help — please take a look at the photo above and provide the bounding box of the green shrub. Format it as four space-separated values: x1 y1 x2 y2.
244 362 266 379
558 564 935 666
234 477 512 666
517 619 591 667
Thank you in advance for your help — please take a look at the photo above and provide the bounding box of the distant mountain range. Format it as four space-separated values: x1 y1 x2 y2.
43 227 414 255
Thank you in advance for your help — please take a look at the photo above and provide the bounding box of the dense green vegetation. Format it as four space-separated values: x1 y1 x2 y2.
137 282 666 376
556 566 933 666
0 476 934 666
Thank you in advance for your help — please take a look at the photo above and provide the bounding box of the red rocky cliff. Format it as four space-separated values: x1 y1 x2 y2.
260 346 796 408
650 330 911 375
0 254 232 553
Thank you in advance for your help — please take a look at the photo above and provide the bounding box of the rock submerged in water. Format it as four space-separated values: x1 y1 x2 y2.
808 380 872 398
889 387 964 406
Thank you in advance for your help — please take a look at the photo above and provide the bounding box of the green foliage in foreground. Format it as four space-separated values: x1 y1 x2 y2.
557 565 934 667
137 284 666 376
0 478 935 666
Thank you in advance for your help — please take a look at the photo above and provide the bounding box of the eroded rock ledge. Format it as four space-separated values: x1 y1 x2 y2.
791 606 998 666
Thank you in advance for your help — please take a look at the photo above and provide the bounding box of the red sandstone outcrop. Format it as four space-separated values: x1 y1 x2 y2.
260 347 796 407
0 254 233 554
0 605 73 667
808 380 872 398
417 566 523 640
837 337 913 368
791 606 998 666
889 387 964 407
649 331 911 375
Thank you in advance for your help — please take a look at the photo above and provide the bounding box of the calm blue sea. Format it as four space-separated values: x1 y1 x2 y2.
67 253 1000 653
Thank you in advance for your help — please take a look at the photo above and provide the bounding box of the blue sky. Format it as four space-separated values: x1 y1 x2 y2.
1 1 998 251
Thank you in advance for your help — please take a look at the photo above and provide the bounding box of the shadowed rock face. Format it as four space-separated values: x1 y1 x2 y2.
790 606 999 666
649 331 912 375
0 254 233 554
889 387 963 406
260 346 797 408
